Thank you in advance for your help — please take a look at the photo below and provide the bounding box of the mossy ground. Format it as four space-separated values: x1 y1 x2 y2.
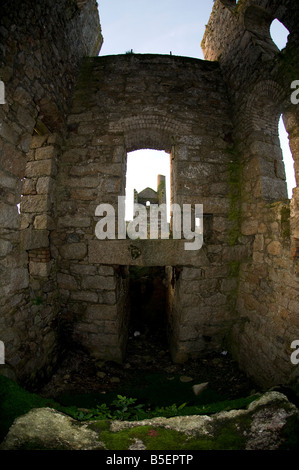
1 374 299 450
0 373 258 447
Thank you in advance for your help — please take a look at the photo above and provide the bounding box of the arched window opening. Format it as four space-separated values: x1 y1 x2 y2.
270 19 289 51
125 149 171 223
279 115 296 199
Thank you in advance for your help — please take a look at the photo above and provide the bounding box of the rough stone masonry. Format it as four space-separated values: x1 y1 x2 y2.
0 0 298 389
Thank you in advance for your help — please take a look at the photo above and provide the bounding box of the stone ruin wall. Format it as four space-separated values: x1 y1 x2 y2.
54 54 244 365
202 0 299 386
0 0 102 383
0 0 298 389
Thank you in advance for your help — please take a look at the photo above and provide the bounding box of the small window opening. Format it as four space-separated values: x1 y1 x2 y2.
279 115 296 199
125 149 171 223
270 19 289 51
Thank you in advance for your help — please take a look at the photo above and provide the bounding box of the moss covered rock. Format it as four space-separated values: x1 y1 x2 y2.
0 407 105 450
1 391 298 450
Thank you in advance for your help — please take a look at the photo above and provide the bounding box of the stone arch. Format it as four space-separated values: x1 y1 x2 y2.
242 80 286 137
110 114 189 153
110 115 189 209
240 80 289 202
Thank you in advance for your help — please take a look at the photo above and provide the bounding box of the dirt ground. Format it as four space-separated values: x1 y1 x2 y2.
38 327 259 404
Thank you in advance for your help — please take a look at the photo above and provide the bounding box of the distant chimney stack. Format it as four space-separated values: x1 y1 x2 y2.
157 175 166 205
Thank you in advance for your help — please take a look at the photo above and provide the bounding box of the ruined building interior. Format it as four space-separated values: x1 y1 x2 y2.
0 0 299 404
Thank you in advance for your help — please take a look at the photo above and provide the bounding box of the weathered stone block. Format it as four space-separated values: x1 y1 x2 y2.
60 243 87 260
70 264 97 275
35 146 57 161
252 252 264 263
98 265 114 276
69 163 101 177
71 291 98 303
0 171 17 190
57 273 77 290
203 292 226 307
0 121 18 145
34 214 55 230
29 261 51 277
179 279 200 294
22 178 36 195
261 177 287 201
10 267 29 290
267 241 281 256
181 267 205 281
70 188 98 201
1 142 26 177
16 105 35 132
21 229 49 250
103 177 121 193
66 177 99 188
78 122 97 135
0 239 13 257
253 234 264 252
221 278 238 292
241 218 258 236
30 135 48 149
103 321 118 335
25 160 56 178
20 195 50 213
85 304 118 321
101 291 117 305
36 177 55 195
82 275 116 290
0 203 19 229
197 197 230 215
58 215 91 228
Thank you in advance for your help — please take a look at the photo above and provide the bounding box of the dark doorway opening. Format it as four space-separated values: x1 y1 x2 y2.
127 266 169 359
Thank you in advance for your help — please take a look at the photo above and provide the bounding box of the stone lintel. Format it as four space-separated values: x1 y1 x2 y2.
89 239 208 266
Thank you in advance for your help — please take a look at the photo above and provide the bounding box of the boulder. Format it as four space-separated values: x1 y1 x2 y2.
0 392 298 450
0 407 105 450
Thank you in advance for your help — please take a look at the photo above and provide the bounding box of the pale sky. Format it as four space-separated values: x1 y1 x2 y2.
98 0 213 59
97 2 296 208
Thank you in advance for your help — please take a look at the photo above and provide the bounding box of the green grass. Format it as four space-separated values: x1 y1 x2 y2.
0 375 87 442
0 375 58 442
